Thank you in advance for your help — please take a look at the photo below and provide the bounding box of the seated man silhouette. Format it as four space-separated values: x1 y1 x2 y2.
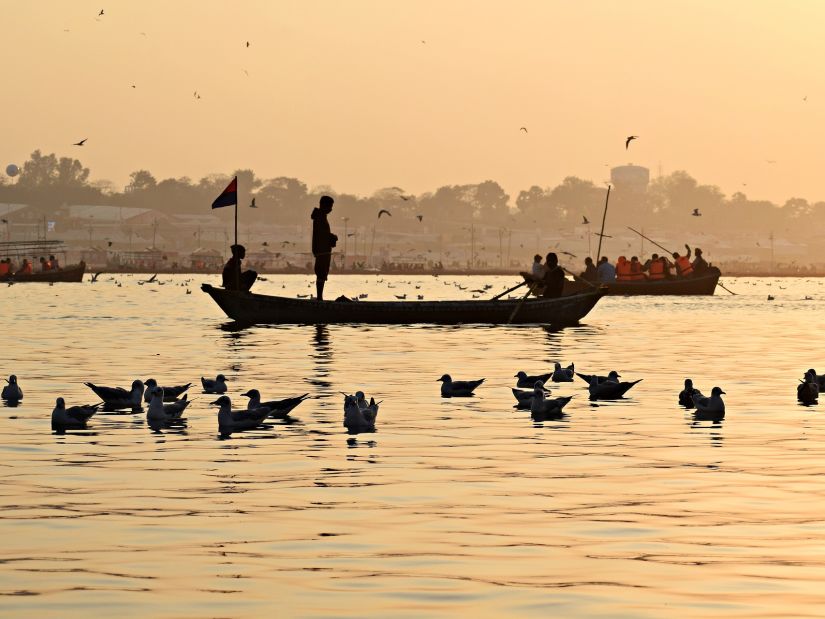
222 244 257 292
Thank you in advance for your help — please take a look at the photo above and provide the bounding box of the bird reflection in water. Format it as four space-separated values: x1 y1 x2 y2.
688 412 724 447
309 324 332 389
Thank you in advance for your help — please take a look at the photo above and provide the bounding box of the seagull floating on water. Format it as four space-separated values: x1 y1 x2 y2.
798 372 819 405
143 378 191 403
587 371 642 400
201 374 227 394
2 375 23 402
692 386 726 416
212 396 270 437
679 378 701 408
242 389 309 418
85 379 144 410
52 398 99 432
514 371 552 388
343 394 378 434
805 369 825 390
147 387 190 431
551 362 575 382
438 374 484 397
530 381 572 419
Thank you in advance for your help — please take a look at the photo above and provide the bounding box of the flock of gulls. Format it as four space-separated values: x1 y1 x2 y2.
5 365 822 436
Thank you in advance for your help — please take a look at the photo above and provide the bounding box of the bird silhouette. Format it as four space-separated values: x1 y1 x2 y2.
262 241 268 247
131 84 136 88
378 209 392 219
582 215 589 224
107 241 113 247
561 251 577 258
416 215 423 222
625 135 638 149
803 95 807 102
249 198 257 208
73 139 87 146
246 41 250 47
692 208 701 217
98 9 104 16
520 127 528 133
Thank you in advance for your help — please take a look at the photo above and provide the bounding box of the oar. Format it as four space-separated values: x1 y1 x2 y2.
627 226 671 254
717 281 737 295
490 280 527 300
507 287 533 324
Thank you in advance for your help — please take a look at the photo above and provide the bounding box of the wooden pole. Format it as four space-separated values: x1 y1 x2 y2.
596 185 611 260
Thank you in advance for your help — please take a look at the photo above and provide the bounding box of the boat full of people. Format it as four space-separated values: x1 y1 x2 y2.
0 241 86 283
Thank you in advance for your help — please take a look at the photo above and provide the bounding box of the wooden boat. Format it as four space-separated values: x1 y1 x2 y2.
201 283 605 325
0 262 86 283
523 267 721 296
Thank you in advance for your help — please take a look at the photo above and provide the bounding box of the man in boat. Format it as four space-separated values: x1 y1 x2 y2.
628 256 646 280
311 195 338 301
49 254 60 270
692 247 709 275
580 257 597 282
39 257 49 272
16 259 32 275
541 252 566 298
221 244 257 292
0 259 9 277
531 254 545 279
672 244 694 277
596 256 616 283
644 254 666 280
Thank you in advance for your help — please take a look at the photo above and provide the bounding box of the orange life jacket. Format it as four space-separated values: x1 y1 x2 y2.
615 258 631 281
676 255 694 277
22 263 32 274
629 261 646 280
648 259 665 280
0 263 8 276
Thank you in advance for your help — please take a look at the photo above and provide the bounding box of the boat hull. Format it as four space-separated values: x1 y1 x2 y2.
0 263 86 283
201 284 605 325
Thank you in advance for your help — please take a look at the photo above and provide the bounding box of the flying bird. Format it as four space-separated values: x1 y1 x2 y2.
249 198 257 208
803 95 808 102
520 127 528 133
378 209 392 219
416 215 423 222
98 9 104 16
582 215 589 224
246 41 250 47
766 160 777 164
625 135 638 149
561 251 577 258
107 241 113 247
73 138 87 146
692 208 701 217
131 84 136 88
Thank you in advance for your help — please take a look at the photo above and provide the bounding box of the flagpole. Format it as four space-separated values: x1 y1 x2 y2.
234 178 239 286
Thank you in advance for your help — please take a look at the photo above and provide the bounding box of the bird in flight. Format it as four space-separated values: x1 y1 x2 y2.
246 41 250 47
625 135 638 149
561 251 577 258
249 198 257 208
98 9 104 16
416 215 423 222
582 215 589 225
766 159 776 164
692 208 701 217
131 84 136 88
73 138 87 146
378 209 392 219
803 95 808 102
520 127 528 133
193 91 201 99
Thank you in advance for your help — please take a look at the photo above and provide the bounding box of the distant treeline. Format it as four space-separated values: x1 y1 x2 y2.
0 149 819 234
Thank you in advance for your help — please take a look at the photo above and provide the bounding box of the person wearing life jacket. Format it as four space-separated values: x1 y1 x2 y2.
16 259 32 275
644 253 666 280
0 259 9 277
615 256 632 281
672 244 694 277
628 256 646 280
39 257 49 272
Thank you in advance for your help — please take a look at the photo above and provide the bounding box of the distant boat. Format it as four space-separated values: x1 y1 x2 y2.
0 240 86 283
202 283 604 325
523 267 721 296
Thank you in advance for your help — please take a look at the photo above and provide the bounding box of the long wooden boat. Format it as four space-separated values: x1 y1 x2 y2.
522 267 721 296
0 262 86 283
202 283 605 325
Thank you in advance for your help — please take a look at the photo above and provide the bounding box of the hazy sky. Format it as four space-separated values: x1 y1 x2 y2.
3 1 825 203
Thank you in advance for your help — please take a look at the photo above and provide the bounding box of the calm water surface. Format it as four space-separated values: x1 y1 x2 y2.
2 274 825 618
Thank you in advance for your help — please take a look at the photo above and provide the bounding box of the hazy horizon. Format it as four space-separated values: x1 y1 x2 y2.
4 1 825 204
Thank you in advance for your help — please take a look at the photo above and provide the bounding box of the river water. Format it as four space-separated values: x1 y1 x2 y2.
1 274 824 618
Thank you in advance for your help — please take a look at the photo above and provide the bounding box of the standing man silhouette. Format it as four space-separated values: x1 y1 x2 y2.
311 195 338 301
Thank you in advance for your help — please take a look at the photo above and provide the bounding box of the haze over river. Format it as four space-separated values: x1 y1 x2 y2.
2 274 824 618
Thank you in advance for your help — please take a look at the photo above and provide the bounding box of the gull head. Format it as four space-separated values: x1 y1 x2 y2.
711 387 726 397
55 397 65 409
7 375 17 384
241 389 260 399
684 378 693 389
216 374 226 382
355 390 365 400
515 371 527 379
607 371 621 381
131 379 144 390
144 378 158 389
210 395 231 408
533 380 545 392
437 374 451 383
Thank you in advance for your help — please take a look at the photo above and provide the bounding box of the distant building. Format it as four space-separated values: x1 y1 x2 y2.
610 164 650 193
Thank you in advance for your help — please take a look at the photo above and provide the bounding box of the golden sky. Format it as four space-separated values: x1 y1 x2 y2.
3 0 825 203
